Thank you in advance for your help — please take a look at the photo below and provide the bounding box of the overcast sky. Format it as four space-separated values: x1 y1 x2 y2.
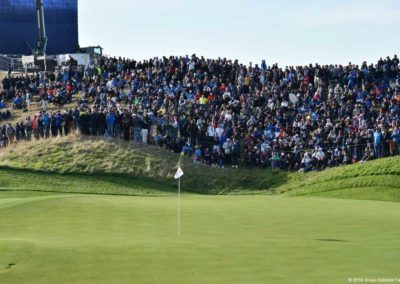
79 0 400 66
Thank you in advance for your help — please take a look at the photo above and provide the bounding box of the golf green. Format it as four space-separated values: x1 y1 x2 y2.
0 191 399 284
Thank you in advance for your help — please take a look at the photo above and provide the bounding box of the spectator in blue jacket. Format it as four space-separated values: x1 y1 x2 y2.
12 95 23 109
106 111 115 137
374 128 383 158
42 112 50 138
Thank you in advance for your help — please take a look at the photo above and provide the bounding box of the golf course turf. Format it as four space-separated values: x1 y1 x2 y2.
1 191 399 284
1 137 400 283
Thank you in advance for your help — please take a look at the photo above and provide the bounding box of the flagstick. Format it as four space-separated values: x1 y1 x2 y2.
178 177 181 234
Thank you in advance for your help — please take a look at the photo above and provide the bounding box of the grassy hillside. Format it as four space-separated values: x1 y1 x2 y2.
0 167 176 197
0 134 287 195
1 133 400 202
277 157 400 202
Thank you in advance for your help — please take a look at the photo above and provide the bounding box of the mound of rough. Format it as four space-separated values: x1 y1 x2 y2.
279 157 400 202
1 134 400 202
0 134 285 195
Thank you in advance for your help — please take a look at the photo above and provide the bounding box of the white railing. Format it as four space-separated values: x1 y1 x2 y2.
0 55 11 71
0 55 24 73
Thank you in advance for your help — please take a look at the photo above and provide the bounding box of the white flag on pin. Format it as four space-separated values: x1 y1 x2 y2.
174 167 184 179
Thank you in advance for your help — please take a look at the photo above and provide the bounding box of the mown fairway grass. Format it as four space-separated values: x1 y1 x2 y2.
1 136 400 283
1 191 400 284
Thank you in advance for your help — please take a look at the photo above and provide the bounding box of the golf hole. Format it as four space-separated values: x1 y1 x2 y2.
6 263 15 269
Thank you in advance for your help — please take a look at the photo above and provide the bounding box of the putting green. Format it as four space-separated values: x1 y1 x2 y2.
0 191 399 284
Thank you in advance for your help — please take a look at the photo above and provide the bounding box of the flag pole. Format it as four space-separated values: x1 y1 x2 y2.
175 158 183 235
178 176 181 235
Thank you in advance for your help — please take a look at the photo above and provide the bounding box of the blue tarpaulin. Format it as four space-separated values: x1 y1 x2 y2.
0 0 78 55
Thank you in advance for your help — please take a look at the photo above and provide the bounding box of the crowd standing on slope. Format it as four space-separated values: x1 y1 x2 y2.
1 54 400 171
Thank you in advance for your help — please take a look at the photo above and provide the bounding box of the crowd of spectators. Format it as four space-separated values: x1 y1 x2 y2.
1 54 400 171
